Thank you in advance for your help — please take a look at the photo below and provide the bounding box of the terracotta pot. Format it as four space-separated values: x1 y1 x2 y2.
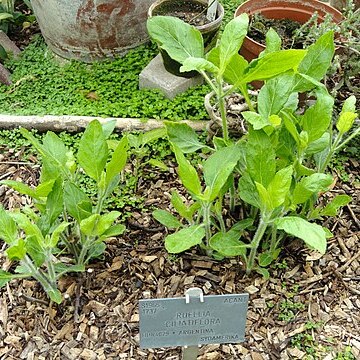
234 0 343 62
148 0 224 77
31 0 155 62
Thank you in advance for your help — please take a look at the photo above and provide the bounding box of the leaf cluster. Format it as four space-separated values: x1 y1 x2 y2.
148 15 359 275
0 120 128 303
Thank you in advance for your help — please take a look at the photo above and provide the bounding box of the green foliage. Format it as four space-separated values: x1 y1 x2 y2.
149 16 359 273
0 37 209 119
0 120 128 303
278 299 306 322
0 0 35 34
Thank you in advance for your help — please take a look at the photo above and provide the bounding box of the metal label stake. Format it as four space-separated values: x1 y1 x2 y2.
182 288 204 360
206 0 218 22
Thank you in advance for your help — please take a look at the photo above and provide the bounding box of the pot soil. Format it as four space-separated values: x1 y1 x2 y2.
248 13 304 49
234 0 343 61
148 0 224 77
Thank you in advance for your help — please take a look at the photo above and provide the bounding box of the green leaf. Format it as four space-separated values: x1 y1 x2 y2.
147 16 204 63
105 136 128 187
87 242 106 260
41 132 72 181
99 224 126 239
63 182 92 222
47 289 62 304
141 128 167 145
148 159 169 171
96 211 122 236
43 178 63 227
101 120 116 138
242 50 306 83
173 145 202 197
77 120 108 181
165 225 205 253
255 182 272 212
227 219 254 238
238 172 261 208
0 270 16 287
54 263 85 277
26 235 46 266
0 13 13 21
0 207 18 244
203 145 242 201
320 195 352 216
6 239 26 261
35 179 56 198
258 73 294 118
275 216 327 254
0 180 36 198
153 209 182 229
171 191 192 221
306 132 330 155
292 173 333 205
219 14 249 74
165 121 208 153
336 112 357 134
263 28 281 55
258 251 275 267
242 111 269 130
255 267 270 279
223 54 249 86
267 166 293 209
49 222 70 247
10 213 44 243
341 95 356 113
209 231 247 257
80 214 100 236
80 211 122 237
245 130 276 187
295 31 334 91
301 91 334 143
180 57 219 74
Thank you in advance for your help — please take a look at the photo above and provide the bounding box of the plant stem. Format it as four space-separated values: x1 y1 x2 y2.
218 82 229 142
202 203 212 247
246 216 269 274
335 127 360 152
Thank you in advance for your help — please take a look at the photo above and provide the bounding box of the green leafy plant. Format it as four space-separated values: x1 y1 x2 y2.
148 16 359 275
0 120 128 303
0 0 34 34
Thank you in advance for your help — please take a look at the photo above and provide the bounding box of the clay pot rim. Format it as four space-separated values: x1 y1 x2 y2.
148 0 224 31
235 0 343 52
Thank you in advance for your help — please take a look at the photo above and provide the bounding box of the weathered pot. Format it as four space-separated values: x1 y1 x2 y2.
31 0 155 62
235 0 343 61
148 0 224 77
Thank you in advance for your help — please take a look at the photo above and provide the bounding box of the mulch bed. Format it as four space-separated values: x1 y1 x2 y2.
0 143 359 360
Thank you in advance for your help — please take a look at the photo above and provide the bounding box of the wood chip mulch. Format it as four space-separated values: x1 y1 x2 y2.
0 144 359 360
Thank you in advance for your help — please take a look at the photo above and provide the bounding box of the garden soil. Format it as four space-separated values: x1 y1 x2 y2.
0 144 359 359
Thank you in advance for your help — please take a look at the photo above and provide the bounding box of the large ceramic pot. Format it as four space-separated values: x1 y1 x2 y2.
148 0 224 77
31 0 155 62
234 0 343 61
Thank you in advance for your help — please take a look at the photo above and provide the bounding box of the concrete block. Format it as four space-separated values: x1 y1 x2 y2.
139 54 203 99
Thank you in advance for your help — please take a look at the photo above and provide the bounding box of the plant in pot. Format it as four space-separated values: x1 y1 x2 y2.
147 0 224 77
234 0 343 61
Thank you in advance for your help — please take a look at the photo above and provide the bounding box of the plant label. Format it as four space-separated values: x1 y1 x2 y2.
139 292 248 348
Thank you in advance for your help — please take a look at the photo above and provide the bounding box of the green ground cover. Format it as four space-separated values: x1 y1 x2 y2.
0 0 240 119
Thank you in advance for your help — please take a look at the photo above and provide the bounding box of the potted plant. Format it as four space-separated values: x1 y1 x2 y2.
234 0 343 61
30 0 155 62
147 0 224 77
